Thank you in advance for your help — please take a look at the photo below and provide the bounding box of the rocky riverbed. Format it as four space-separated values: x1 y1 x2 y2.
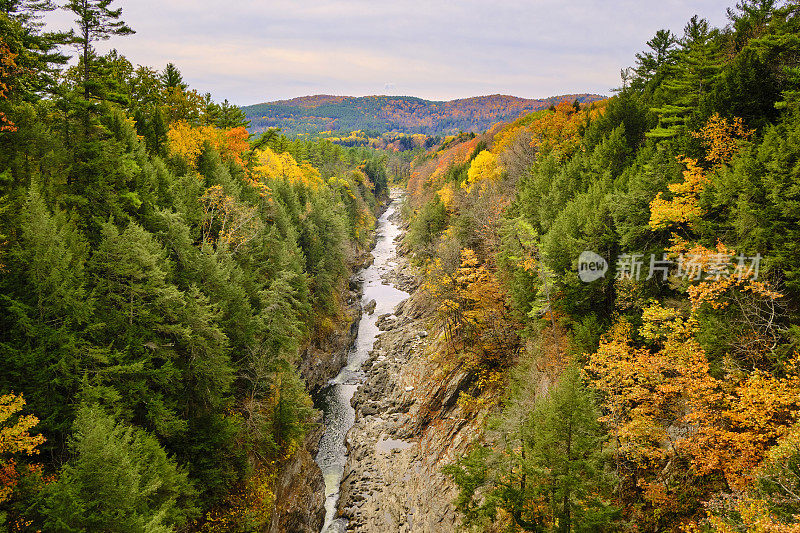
335 211 485 532
269 215 378 533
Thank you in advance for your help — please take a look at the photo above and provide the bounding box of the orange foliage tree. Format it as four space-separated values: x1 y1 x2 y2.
650 114 753 231
586 282 799 521
167 121 250 169
435 249 519 369
691 113 754 168
0 38 18 133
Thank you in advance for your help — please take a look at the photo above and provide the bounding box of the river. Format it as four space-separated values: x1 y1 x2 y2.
313 193 409 533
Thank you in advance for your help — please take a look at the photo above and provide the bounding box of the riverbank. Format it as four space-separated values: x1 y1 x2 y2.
268 196 388 533
314 193 410 533
335 208 486 532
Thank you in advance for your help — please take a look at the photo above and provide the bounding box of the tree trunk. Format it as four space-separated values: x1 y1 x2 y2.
83 30 90 100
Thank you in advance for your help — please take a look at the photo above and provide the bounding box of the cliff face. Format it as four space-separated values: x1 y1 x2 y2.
336 220 485 532
298 302 363 396
269 426 326 533
269 305 360 533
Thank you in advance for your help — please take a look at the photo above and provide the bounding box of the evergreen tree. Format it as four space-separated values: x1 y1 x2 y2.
42 405 195 532
633 29 678 90
0 186 91 445
64 0 134 99
0 0 70 99
648 16 722 138
726 0 779 52
447 366 617 532
159 62 186 91
205 98 249 129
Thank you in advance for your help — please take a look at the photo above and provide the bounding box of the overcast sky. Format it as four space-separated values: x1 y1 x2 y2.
45 0 735 106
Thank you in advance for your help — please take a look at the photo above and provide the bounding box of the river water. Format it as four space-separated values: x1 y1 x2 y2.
314 194 409 533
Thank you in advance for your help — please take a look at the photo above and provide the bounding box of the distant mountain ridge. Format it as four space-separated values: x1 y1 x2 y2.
241 93 606 137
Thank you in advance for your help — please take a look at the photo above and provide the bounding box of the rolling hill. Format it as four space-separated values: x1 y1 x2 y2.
241 93 606 137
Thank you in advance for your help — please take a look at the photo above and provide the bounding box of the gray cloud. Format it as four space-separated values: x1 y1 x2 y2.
45 0 734 105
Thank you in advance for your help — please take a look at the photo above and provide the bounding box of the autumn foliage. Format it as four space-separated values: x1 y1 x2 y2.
692 112 754 168
251 147 324 190
167 121 250 169
649 157 709 230
0 39 17 133
0 394 45 506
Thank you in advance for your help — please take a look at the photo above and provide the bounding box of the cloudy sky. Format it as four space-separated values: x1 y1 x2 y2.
45 0 734 106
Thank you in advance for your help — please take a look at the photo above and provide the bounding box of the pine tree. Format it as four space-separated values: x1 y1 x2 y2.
0 186 91 445
727 0 779 52
42 405 195 532
633 29 678 90
0 0 70 99
648 16 722 138
64 0 134 99
446 366 618 532
159 62 186 91
20 185 91 326
513 365 617 532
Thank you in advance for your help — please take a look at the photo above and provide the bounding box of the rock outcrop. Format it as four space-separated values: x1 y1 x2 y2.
269 427 326 533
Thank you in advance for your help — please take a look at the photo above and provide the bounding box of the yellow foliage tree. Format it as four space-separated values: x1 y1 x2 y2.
526 99 598 159
199 185 262 253
649 157 709 230
0 393 45 505
438 249 518 369
437 182 455 212
251 148 324 190
463 150 502 193
586 312 714 470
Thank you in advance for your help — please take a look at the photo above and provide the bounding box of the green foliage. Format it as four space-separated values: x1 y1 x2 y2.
702 109 800 306
647 16 723 139
65 0 134 99
446 366 618 532
407 195 448 256
0 25 383 527
42 404 196 533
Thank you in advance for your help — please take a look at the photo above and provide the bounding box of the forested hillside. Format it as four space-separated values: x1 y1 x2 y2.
242 94 605 137
402 2 800 531
0 2 388 530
